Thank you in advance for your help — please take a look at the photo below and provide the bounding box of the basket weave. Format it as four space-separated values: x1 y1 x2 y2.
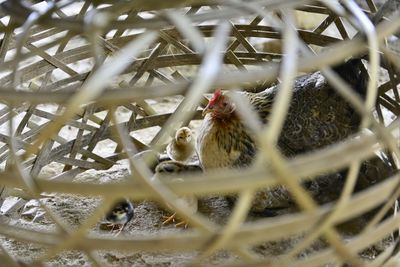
0 0 399 266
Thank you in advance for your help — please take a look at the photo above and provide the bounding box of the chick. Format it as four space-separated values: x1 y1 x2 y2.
166 127 195 162
153 160 202 228
101 199 134 235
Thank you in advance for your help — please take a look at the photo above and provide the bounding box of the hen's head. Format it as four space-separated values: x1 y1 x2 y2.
203 89 236 119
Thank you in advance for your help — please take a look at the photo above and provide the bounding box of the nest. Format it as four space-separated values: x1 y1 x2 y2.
0 0 399 266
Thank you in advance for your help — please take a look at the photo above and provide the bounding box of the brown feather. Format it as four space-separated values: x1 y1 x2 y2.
196 59 394 214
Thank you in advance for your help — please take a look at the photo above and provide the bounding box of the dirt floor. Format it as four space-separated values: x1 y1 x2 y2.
0 96 242 266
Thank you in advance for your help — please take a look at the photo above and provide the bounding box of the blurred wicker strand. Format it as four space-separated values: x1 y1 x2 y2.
8 108 105 267
150 22 231 148
0 121 397 199
344 0 380 128
0 242 20 267
22 31 159 159
283 161 362 262
0 15 397 105
262 9 298 143
255 11 366 264
0 174 399 255
0 0 398 266
259 141 362 266
2 174 398 262
112 112 217 233
163 9 206 54
196 188 256 262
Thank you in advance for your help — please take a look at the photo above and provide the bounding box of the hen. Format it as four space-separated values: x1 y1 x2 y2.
196 59 394 213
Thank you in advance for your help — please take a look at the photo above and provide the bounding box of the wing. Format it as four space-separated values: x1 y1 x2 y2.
280 73 361 155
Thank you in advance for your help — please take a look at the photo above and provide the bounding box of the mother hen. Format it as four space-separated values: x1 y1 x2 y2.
196 59 393 213
197 59 366 168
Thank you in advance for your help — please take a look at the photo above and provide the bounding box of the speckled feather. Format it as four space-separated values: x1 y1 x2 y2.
198 60 367 169
196 59 396 212
155 160 203 174
197 115 256 169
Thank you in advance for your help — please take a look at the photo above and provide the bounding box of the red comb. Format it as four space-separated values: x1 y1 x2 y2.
209 89 222 105
214 89 222 97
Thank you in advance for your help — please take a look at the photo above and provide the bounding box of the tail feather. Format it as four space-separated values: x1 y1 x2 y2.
331 58 368 99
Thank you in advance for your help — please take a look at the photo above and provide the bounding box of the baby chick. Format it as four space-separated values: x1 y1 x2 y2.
166 127 195 162
101 199 134 235
153 160 202 228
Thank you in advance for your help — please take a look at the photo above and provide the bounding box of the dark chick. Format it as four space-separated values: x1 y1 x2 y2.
103 199 134 235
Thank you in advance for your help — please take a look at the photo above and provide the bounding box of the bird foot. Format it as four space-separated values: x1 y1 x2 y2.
162 213 188 228
174 220 189 228
112 225 124 236
102 223 125 236
162 212 177 225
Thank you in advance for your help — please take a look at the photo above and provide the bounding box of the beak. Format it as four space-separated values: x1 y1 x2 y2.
202 103 213 116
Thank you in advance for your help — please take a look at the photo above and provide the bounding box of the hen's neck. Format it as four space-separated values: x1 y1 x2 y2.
210 109 238 124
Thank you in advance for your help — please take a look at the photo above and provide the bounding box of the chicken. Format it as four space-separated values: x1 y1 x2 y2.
153 160 202 227
196 59 394 213
198 59 367 168
100 199 134 235
166 127 196 162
